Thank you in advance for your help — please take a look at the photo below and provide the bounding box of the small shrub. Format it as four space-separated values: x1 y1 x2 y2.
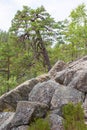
28 118 50 130
62 102 87 130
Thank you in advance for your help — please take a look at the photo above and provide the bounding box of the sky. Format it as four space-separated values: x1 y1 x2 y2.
0 0 87 31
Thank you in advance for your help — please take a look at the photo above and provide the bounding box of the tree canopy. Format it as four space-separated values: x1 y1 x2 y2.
10 6 58 71
0 4 87 95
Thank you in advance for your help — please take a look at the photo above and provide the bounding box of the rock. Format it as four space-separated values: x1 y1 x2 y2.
55 70 67 85
0 78 38 111
0 112 15 130
55 69 76 85
28 80 59 106
9 101 48 128
51 86 84 110
14 78 38 99
50 109 63 117
49 61 67 78
49 114 64 130
68 69 87 92
11 125 29 130
68 56 87 70
1 56 87 129
36 74 50 82
55 68 77 85
55 56 87 92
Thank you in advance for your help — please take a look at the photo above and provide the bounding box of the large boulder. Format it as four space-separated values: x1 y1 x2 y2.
8 101 48 129
28 80 59 106
51 86 84 110
0 78 38 111
55 69 76 85
68 69 87 92
55 56 87 92
1 56 87 129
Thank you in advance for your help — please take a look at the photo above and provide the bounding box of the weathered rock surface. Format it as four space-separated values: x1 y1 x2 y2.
1 56 87 130
55 56 87 92
49 114 64 130
51 86 84 109
0 78 38 111
49 60 67 78
68 69 87 92
50 109 63 117
11 125 29 130
28 80 59 106
36 73 50 82
55 69 76 85
0 112 15 130
8 101 48 129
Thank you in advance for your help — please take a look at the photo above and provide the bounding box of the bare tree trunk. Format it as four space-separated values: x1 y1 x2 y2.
7 56 10 91
36 30 51 71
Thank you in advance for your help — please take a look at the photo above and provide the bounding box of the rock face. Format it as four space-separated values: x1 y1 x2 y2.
49 114 64 130
0 112 15 130
0 78 39 112
49 61 67 78
55 56 87 92
8 101 48 129
0 56 87 130
28 80 59 106
68 69 87 92
51 86 84 110
11 125 29 130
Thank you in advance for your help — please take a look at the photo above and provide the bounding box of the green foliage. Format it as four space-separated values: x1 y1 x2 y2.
64 3 87 60
50 4 87 63
0 76 18 95
10 5 58 71
62 102 87 130
28 118 50 130
1 4 87 95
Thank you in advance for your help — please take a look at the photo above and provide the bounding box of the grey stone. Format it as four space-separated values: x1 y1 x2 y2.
55 56 87 92
49 61 67 78
1 56 87 129
9 101 48 128
28 80 59 106
0 112 15 130
11 125 29 130
55 70 66 85
49 114 64 130
0 78 38 111
50 109 63 117
55 69 76 85
51 86 84 109
36 74 50 82
68 69 87 92
68 56 87 70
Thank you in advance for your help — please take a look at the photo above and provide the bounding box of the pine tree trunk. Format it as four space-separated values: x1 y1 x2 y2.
36 30 51 71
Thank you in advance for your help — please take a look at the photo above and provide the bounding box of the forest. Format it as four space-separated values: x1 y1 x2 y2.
0 3 87 95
